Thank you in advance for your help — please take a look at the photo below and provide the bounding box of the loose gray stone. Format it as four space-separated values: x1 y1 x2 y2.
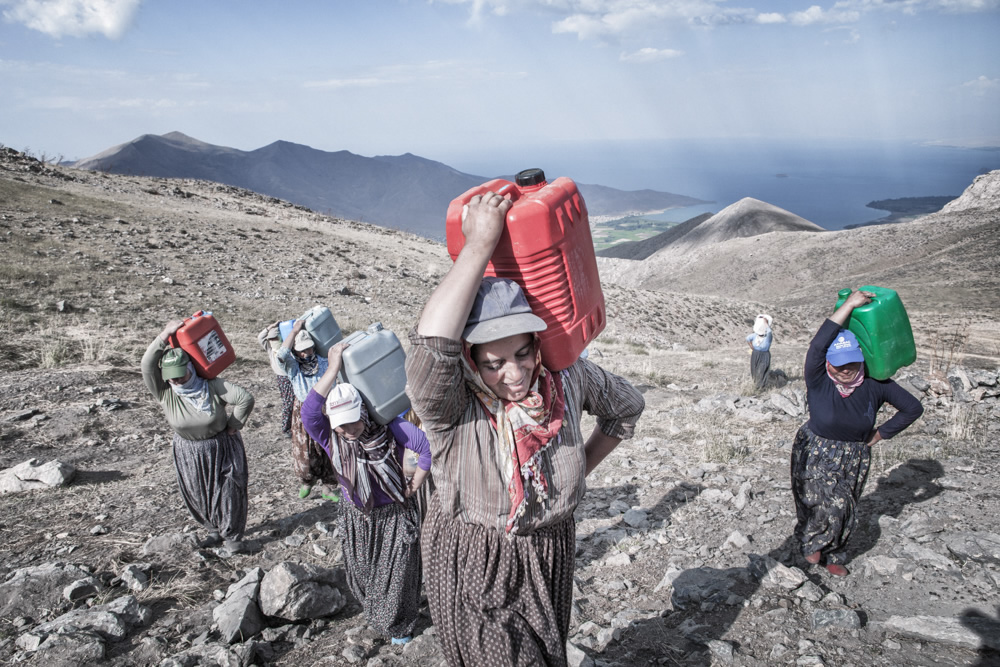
141 532 199 556
26 629 105 663
748 554 808 590
0 458 76 494
907 374 931 392
120 564 151 592
214 568 266 644
259 561 348 621
882 615 1000 650
622 508 648 528
670 567 743 610
723 530 750 550
812 609 861 630
63 577 102 602
706 639 734 663
604 552 632 567
566 640 595 667
794 581 824 602
899 542 957 571
770 394 802 417
943 531 1000 564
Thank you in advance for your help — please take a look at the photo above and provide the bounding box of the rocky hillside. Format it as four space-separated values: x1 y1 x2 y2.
1 147 998 667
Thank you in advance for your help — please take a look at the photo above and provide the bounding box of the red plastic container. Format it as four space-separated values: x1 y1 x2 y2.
167 311 236 379
446 168 605 371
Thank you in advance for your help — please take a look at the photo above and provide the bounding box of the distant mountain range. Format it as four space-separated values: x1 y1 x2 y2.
73 132 708 239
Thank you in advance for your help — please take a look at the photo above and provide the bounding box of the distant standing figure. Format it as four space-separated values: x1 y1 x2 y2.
791 290 923 576
301 341 431 644
258 323 294 437
275 319 338 500
141 320 255 555
746 313 773 389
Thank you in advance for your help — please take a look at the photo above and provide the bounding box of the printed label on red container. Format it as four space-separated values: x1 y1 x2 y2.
198 331 228 363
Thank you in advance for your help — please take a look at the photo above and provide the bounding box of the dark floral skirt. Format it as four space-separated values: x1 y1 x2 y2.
790 424 871 565
291 399 337 486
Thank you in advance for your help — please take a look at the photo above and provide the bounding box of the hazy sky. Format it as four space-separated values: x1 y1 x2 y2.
1 0 998 166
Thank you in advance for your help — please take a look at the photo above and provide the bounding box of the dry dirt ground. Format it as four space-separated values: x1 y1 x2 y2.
1 148 999 666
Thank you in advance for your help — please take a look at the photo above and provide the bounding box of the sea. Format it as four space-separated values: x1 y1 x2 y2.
442 138 1000 230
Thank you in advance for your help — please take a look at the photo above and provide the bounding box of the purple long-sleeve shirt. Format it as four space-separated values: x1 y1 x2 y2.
301 388 431 509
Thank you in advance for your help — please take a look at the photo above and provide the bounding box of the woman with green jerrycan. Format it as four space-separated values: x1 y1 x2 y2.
791 289 923 576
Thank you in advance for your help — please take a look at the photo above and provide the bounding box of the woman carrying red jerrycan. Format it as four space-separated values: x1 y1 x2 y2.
141 317 254 556
407 187 644 666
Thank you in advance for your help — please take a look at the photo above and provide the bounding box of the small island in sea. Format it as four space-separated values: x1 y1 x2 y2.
843 195 956 229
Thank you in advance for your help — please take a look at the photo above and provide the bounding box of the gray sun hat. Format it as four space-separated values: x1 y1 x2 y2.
462 277 547 344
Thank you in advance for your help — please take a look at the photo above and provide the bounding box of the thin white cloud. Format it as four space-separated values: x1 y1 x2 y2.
788 5 861 25
619 47 684 63
303 77 386 90
303 60 525 90
755 12 787 23
962 75 999 96
30 95 184 110
441 0 996 40
1 0 141 39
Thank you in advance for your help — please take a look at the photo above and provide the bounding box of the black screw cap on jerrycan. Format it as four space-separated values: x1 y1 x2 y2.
515 168 546 187
446 168 606 371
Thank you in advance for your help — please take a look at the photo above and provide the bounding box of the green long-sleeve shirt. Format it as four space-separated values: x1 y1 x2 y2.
141 337 254 441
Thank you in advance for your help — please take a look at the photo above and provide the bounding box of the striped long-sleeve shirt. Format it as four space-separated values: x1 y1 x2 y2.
405 329 644 535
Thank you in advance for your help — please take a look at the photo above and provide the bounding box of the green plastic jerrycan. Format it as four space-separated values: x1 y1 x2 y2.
835 286 916 380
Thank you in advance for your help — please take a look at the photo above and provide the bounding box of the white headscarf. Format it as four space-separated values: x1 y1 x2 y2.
753 314 772 337
169 362 213 413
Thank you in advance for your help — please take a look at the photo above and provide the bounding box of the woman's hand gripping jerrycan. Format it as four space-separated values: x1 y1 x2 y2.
446 168 606 372
835 286 916 380
167 311 236 379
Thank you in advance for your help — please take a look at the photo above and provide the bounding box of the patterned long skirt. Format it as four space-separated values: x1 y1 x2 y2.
276 374 294 435
341 498 423 639
750 349 771 389
291 399 337 486
790 424 871 565
422 499 576 667
172 430 248 541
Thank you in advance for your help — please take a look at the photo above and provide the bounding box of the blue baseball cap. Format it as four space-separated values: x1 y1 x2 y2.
826 330 865 366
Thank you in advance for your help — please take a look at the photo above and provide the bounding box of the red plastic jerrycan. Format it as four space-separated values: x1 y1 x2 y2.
446 168 605 371
168 311 236 379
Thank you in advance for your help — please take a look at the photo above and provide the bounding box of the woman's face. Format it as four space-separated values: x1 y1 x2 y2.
473 333 537 402
334 419 365 441
295 348 316 362
829 361 862 384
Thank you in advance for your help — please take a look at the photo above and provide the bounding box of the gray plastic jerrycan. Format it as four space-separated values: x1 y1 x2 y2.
340 323 410 425
302 305 343 356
